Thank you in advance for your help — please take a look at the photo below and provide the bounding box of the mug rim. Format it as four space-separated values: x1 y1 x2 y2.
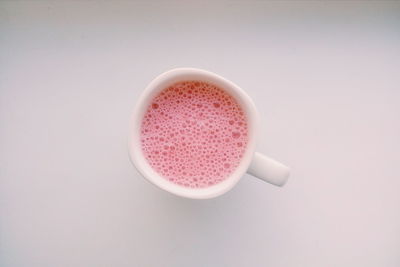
128 68 259 199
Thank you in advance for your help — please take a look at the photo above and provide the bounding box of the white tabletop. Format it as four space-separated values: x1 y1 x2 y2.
1 1 399 266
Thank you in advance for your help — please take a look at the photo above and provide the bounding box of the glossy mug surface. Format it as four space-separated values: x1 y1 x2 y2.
129 68 289 199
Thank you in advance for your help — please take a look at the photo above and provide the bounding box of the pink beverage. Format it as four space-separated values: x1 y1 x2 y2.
140 81 248 188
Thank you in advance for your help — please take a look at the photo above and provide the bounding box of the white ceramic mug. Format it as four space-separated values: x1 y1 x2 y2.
129 68 290 199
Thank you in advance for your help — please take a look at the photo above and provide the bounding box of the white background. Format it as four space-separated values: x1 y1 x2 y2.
1 1 399 266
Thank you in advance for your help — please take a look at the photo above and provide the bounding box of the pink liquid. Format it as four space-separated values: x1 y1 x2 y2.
141 81 248 188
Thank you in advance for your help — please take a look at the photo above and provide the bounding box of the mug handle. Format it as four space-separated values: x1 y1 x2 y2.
247 152 290 186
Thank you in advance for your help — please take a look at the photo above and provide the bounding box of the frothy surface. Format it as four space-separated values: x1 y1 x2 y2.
141 81 248 188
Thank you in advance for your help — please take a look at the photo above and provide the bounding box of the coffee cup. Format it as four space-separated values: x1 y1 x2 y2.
129 68 290 199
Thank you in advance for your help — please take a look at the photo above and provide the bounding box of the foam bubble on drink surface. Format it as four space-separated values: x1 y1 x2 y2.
141 81 248 188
